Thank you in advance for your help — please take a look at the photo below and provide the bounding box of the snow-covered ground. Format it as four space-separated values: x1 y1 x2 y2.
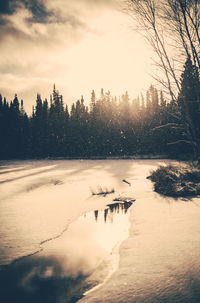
1 159 200 302
0 159 139 266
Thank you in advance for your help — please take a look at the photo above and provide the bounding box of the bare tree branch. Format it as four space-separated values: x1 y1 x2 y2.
167 139 194 145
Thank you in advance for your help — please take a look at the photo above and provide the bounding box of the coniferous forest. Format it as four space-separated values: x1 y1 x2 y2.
0 57 199 160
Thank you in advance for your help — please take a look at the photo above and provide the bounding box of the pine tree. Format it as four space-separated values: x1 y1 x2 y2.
0 94 2 109
160 91 166 108
90 90 96 113
12 94 19 112
151 86 159 114
35 94 43 118
178 56 200 159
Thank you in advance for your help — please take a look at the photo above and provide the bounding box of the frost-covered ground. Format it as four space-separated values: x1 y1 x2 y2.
1 159 200 303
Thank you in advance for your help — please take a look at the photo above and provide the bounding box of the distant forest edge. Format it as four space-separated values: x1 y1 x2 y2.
0 58 200 160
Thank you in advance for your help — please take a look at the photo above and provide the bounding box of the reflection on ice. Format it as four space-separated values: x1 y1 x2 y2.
94 201 133 223
0 201 132 303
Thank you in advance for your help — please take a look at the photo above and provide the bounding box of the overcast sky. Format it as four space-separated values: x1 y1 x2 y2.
0 0 153 113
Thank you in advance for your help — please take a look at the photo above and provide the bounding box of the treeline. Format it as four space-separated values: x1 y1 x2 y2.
1 56 199 160
0 85 187 159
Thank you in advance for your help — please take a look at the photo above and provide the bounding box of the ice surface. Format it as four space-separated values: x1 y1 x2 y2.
79 160 200 303
1 159 200 303
0 159 136 265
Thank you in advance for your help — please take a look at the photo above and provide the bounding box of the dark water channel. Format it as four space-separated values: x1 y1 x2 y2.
0 201 132 303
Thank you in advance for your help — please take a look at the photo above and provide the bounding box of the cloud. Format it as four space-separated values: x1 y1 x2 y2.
0 4 85 42
0 0 52 21
0 0 93 74
0 0 119 68
0 0 121 48
0 0 152 114
0 0 117 29
0 1 118 75
0 1 89 111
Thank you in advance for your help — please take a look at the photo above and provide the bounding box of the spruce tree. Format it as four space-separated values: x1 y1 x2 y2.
178 56 200 159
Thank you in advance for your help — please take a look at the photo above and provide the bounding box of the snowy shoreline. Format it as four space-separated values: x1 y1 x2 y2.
0 154 168 163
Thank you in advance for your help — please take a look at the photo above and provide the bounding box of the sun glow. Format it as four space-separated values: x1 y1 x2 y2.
59 10 153 103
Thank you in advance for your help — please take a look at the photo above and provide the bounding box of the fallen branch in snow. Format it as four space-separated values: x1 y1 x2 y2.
113 196 135 203
91 186 115 197
122 179 131 186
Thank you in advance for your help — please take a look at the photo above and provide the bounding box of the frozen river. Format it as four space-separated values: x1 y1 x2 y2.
0 159 200 302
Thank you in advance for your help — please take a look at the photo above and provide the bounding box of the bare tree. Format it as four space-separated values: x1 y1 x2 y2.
126 0 200 96
165 0 200 68
125 0 200 159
